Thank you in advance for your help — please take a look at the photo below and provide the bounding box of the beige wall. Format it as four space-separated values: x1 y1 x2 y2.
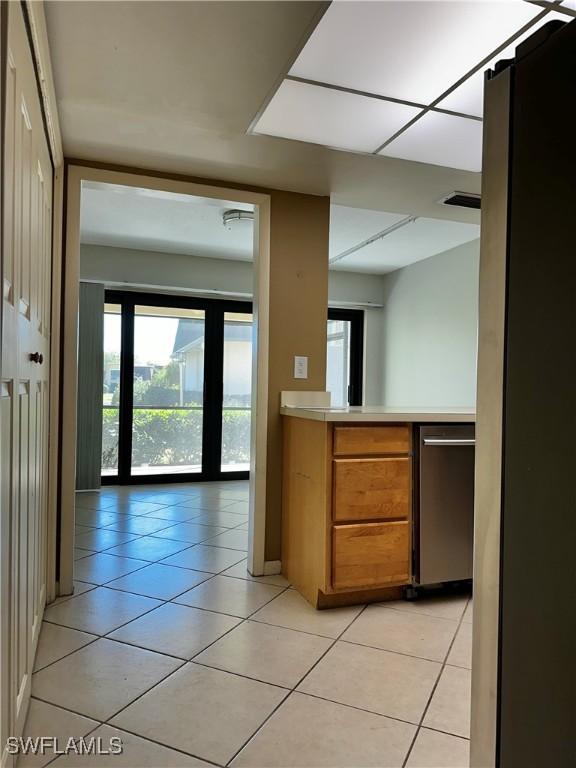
266 192 330 559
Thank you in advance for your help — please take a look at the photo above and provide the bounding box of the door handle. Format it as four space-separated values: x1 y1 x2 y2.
423 438 475 446
29 352 44 364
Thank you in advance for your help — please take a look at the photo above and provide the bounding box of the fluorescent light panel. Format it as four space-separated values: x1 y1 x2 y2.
438 10 569 116
289 1 542 106
253 79 420 153
379 112 483 173
252 1 566 172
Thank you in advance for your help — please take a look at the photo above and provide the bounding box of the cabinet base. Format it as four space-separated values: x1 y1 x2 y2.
316 585 405 609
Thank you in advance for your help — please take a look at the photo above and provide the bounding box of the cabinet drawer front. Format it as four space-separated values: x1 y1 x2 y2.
333 425 410 456
332 521 410 590
333 458 410 522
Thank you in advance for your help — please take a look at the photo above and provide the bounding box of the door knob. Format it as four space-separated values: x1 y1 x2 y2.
29 352 43 364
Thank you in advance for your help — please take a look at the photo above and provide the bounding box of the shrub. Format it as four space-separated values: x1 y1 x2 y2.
101 407 250 470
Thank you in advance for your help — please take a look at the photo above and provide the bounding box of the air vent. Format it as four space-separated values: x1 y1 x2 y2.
439 192 481 210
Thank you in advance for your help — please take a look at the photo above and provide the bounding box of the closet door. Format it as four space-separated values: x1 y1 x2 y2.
1 1 53 745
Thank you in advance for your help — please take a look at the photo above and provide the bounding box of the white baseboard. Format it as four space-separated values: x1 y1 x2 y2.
263 560 282 576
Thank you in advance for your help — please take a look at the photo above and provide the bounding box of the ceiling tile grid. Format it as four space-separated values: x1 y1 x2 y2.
252 1 571 172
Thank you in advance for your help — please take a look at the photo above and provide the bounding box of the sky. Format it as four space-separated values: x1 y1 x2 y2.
104 314 182 366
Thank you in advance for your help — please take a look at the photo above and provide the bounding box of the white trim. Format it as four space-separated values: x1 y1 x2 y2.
263 560 282 576
22 0 65 604
24 1 63 167
61 166 271 589
81 278 252 302
280 390 330 408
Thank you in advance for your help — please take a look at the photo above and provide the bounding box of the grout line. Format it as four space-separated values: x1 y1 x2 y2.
30 693 107 725
92 719 226 768
338 637 453 665
401 597 471 768
186 660 291 694
41 590 168 642
62 485 470 766
224 602 370 766
294 689 423 730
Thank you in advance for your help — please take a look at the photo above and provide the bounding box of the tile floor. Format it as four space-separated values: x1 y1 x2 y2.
24 481 472 768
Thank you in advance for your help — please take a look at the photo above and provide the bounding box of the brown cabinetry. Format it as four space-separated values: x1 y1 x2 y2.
282 418 412 608
332 521 410 590
333 457 410 521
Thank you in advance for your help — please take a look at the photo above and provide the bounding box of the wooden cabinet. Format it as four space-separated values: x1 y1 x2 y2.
333 425 410 456
333 457 410 522
333 521 410 589
282 419 412 608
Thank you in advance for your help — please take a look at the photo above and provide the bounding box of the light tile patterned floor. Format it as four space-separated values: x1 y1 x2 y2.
25 481 472 767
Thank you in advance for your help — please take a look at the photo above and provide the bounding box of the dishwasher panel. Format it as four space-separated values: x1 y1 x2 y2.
416 424 475 586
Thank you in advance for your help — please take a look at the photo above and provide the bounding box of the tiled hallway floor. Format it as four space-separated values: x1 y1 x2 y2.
25 482 472 768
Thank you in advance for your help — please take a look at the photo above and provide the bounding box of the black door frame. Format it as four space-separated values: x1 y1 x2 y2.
327 308 364 406
103 289 252 485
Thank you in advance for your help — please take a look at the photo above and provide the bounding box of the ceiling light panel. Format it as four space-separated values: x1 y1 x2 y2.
438 10 568 116
289 1 542 106
253 80 420 153
379 112 483 173
333 217 480 274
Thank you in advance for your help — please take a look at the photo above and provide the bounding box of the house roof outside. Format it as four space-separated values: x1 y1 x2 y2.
172 319 251 356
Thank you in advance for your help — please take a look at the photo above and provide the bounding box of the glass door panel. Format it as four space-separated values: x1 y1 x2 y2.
131 305 205 476
327 317 351 408
221 312 253 472
102 303 122 476
327 308 364 407
102 291 253 483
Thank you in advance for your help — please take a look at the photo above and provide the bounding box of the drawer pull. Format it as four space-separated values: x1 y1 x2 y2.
423 438 475 446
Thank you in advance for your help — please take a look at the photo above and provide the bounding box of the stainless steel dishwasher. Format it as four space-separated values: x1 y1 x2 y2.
415 424 475 586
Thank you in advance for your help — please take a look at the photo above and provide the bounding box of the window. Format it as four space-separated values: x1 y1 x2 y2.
327 308 364 406
102 290 252 483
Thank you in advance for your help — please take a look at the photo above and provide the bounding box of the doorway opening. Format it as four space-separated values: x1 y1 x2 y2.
61 166 271 592
101 291 253 484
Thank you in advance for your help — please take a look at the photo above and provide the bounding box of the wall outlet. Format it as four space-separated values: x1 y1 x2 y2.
294 356 308 379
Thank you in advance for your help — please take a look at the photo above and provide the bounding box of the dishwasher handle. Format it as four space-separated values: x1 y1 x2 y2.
423 437 476 446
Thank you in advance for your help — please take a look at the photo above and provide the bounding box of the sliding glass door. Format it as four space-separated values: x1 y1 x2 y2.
102 302 123 476
132 305 206 477
102 291 252 484
326 308 364 407
221 312 253 473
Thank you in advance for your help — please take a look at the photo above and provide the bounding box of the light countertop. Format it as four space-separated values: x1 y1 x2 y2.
280 405 476 423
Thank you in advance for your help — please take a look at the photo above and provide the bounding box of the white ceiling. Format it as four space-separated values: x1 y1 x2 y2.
330 205 480 273
81 183 478 274
254 1 572 171
80 183 254 262
45 1 484 222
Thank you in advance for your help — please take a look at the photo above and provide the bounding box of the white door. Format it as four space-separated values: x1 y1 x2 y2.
1 1 53 751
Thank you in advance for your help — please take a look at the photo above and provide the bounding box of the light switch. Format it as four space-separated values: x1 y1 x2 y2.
294 356 308 379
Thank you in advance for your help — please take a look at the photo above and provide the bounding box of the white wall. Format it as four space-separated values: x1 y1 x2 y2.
81 244 253 295
81 242 479 408
80 244 386 405
380 239 480 408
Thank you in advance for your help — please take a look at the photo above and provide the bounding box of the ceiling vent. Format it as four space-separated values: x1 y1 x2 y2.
439 192 481 211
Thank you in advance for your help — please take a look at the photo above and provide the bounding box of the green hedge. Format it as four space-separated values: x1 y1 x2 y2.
102 408 250 470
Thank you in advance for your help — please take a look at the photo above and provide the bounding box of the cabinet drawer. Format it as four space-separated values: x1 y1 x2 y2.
332 521 410 590
333 425 410 456
333 458 410 522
